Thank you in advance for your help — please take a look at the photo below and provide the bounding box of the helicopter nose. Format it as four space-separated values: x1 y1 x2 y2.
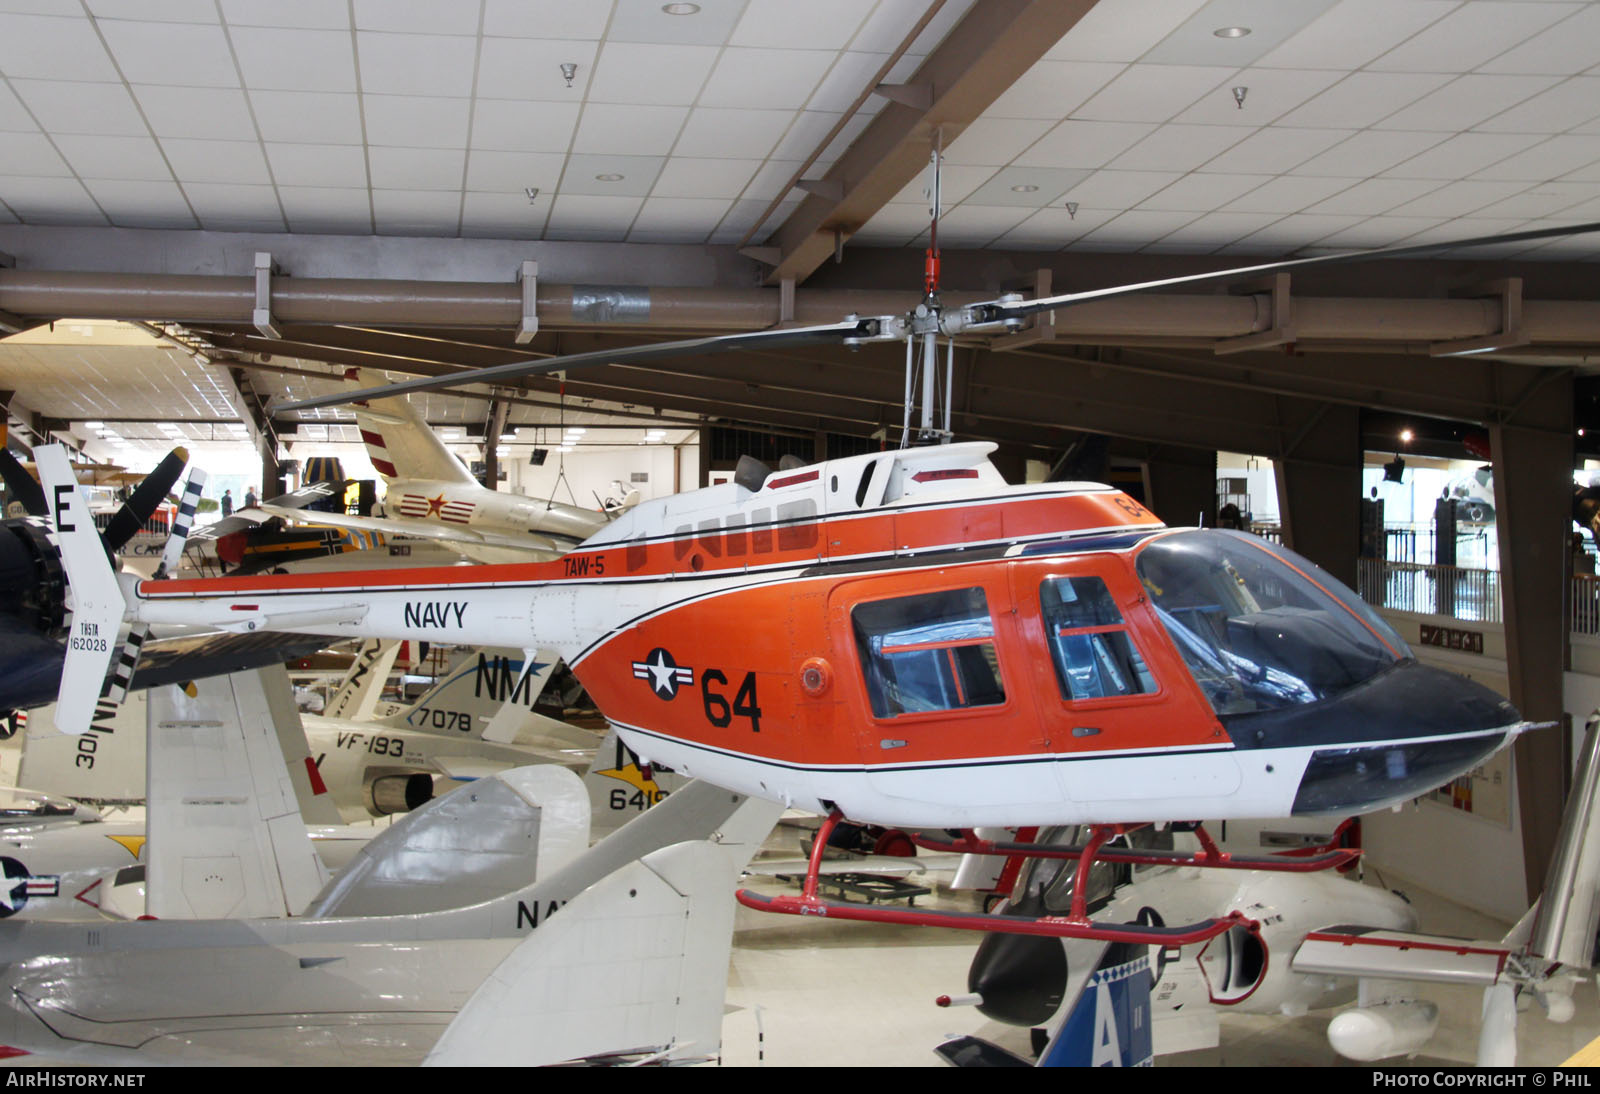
1256 660 1523 816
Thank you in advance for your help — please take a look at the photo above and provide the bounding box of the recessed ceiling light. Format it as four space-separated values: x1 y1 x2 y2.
1213 26 1251 37
662 3 701 13
83 420 104 429
595 173 624 182
1010 184 1039 193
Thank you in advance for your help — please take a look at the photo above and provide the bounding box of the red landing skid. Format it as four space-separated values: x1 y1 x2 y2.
735 814 1361 946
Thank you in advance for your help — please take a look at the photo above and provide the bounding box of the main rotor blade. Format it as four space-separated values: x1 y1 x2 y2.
277 318 881 413
102 446 188 552
976 220 1600 324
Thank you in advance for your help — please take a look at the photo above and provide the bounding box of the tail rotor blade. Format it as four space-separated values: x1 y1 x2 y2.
102 446 189 552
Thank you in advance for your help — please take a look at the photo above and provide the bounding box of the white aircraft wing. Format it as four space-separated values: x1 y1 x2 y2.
1292 926 1515 986
256 503 562 557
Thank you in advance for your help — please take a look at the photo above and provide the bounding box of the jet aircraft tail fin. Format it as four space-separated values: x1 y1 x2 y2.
583 727 690 838
34 445 126 736
352 391 477 487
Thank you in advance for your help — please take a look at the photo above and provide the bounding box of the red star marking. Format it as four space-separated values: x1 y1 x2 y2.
427 493 446 517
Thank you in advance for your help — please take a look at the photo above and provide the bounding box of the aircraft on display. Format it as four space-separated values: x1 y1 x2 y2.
27 218 1600 946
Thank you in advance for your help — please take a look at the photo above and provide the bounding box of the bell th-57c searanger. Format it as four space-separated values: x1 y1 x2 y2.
32 216 1588 944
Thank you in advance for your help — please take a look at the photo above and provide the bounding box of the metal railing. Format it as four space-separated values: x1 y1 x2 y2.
1357 558 1502 623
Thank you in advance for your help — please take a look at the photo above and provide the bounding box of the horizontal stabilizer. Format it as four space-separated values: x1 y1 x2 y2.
1293 926 1513 986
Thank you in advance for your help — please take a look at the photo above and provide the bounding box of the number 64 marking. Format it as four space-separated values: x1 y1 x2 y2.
701 670 762 732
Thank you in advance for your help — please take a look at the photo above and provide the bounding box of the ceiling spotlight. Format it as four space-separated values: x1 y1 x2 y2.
1064 201 1078 219
595 173 624 182
560 62 577 88
1232 86 1248 109
523 187 540 203
1400 429 1414 444
662 2 701 12
1214 26 1251 37
1010 184 1039 193
1383 455 1406 483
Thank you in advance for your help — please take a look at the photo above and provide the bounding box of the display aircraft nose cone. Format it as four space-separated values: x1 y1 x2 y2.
967 931 1066 1027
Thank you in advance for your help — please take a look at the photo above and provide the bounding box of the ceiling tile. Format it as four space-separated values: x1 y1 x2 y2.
470 99 581 153
1044 0 1207 62
1553 142 1600 181
1200 126 1352 174
476 36 601 102
1108 124 1252 172
265 143 369 188
133 85 255 140
1074 208 1204 251
1274 72 1453 129
854 201 940 245
993 205 1094 249
1156 210 1293 249
700 48 835 111
1316 215 1449 247
631 196 729 234
904 0 976 56
1258 0 1456 71
1367 2 1576 73
1469 183 1594 219
815 113 873 163
1374 74 1560 131
606 0 745 46
182 182 282 222
984 60 1124 121
0 175 106 222
358 30 478 97
1140 0 1340 66
352 0 479 35
1221 174 1352 213
97 19 240 87
11 80 145 136
1016 120 1158 169
963 166 1091 207
674 108 789 159
230 26 357 93
1478 135 1600 180
220 0 349 30
364 95 472 149
1478 4 1600 74
572 103 688 157
0 83 33 132
1231 212 1363 250
1074 64 1234 123
1057 170 1183 209
0 14 120 80
545 193 643 239
943 118 1055 167
1386 179 1531 218
1476 77 1600 134
561 153 664 197
914 204 1029 247
1306 177 1443 215
1384 132 1545 180
56 134 172 180
1 132 71 176
652 158 761 200
85 1 217 23
806 50 897 116
589 42 719 106
459 190 546 236
1171 66 1345 126
732 0 870 49
84 178 194 223
372 189 462 235
249 91 364 144
745 159 804 202
1295 130 1450 177
464 150 566 193
278 185 371 231
161 138 271 184
1139 172 1269 212
887 162 994 206
367 147 465 191
482 0 609 40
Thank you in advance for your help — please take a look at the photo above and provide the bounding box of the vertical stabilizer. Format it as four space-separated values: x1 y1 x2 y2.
34 445 125 735
146 665 327 918
1528 712 1600 968
355 396 476 487
323 639 402 722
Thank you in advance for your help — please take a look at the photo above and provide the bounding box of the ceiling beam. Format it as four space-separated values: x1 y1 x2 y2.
758 0 1103 285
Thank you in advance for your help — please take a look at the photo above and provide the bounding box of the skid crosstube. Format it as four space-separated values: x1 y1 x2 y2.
735 889 1256 945
909 828 1361 873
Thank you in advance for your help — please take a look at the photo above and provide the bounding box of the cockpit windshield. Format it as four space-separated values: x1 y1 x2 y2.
1135 530 1409 716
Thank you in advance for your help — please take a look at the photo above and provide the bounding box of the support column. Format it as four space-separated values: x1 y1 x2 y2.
224 367 281 496
1273 403 1361 587
1141 447 1217 529
1490 369 1575 901
482 397 509 490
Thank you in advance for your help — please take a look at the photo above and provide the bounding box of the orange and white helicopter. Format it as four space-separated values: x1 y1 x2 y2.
35 214 1596 947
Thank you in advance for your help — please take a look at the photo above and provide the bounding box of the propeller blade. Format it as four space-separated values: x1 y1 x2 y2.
0 447 46 517
975 220 1600 326
102 447 188 552
276 317 884 413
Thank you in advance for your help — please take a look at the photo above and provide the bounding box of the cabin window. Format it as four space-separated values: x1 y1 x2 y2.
1040 576 1155 701
852 587 1006 718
